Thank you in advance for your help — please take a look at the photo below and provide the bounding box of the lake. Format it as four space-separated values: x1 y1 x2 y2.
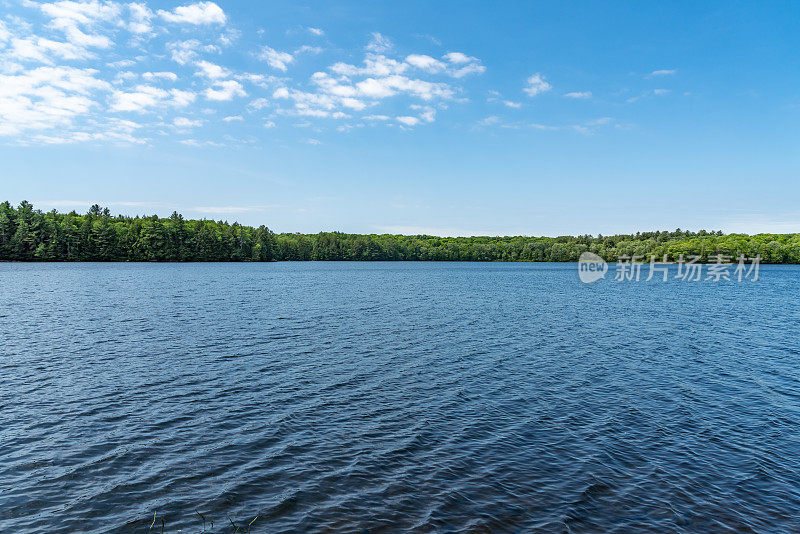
1 262 799 532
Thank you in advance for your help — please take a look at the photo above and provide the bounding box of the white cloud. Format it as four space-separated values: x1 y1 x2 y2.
127 3 154 34
143 71 178 82
204 80 246 101
295 45 322 55
35 0 120 49
365 32 392 53
62 26 112 48
170 89 196 107
260 46 293 71
450 62 485 78
107 59 135 68
331 54 408 77
407 52 485 78
272 41 466 120
0 66 111 136
158 2 226 25
173 116 202 128
179 139 223 147
479 115 500 126
10 37 88 64
217 28 240 47
110 85 195 112
30 130 147 145
195 60 229 79
313 71 454 102
405 54 445 73
524 73 551 97
649 69 676 77
38 0 121 26
443 52 471 64
0 5 488 143
167 39 219 65
0 21 10 44
248 97 269 110
503 100 521 108
354 77 393 98
114 70 137 81
32 0 120 54
110 84 168 112
564 91 591 99
418 107 435 122
396 115 420 126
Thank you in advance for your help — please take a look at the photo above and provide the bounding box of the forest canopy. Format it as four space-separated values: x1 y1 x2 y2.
2 201 799 263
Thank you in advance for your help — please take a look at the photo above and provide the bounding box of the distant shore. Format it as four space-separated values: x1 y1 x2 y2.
3 201 799 263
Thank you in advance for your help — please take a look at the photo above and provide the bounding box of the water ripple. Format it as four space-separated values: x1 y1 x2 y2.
1 262 799 532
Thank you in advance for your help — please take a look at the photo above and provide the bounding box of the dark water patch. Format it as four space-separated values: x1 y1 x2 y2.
1 262 799 532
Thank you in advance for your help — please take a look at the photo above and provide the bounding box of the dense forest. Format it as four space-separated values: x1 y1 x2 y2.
1 201 799 263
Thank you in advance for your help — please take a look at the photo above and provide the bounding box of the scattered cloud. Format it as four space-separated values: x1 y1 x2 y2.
0 3 613 146
396 115 420 126
158 2 226 25
195 60 229 79
173 116 202 128
143 71 178 82
260 46 294 71
405 54 445 73
128 3 154 34
442 52 486 77
365 32 392 53
110 85 195 112
0 66 111 136
564 91 592 99
179 138 223 147
295 45 322 55
405 52 485 78
167 39 218 65
649 69 676 77
204 80 246 101
524 73 551 97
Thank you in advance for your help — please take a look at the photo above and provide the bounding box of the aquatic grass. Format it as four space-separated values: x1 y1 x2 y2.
227 514 259 533
196 509 213 532
142 510 257 532
147 512 164 533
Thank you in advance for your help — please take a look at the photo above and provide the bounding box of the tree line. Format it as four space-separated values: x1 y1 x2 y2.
2 201 799 263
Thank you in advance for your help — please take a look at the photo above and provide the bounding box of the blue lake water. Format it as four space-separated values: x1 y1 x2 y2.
1 262 799 533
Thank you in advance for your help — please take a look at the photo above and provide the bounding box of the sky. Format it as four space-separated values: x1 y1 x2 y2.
1 0 799 236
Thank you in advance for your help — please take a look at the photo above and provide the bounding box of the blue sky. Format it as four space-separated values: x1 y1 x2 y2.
1 0 799 236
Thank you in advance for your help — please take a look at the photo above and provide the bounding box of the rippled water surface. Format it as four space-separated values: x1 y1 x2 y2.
2 262 799 533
